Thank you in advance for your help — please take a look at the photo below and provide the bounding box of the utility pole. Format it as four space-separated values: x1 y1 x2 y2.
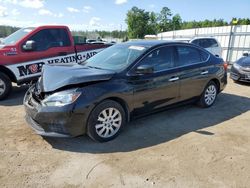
226 18 238 64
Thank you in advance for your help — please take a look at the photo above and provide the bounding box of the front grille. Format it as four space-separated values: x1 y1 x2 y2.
27 95 34 107
32 93 42 103
32 83 45 103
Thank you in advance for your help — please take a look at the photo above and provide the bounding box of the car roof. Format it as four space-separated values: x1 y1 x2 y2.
124 40 184 48
191 36 217 40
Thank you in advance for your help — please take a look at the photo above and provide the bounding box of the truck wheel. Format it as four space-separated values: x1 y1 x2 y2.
87 100 126 142
0 73 12 100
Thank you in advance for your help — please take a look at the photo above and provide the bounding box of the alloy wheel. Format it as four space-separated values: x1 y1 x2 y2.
204 85 217 106
0 78 6 96
95 107 122 138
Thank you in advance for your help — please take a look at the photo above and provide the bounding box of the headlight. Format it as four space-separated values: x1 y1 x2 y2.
233 63 241 70
42 89 81 107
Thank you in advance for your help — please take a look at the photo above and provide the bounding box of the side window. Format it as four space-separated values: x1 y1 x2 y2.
138 46 175 72
198 39 218 48
191 39 200 46
208 39 218 47
27 29 71 51
28 30 48 51
200 50 209 61
199 39 210 48
177 46 203 66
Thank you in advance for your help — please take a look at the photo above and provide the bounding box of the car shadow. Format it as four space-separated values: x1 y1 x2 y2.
45 92 250 153
233 80 250 86
0 85 28 106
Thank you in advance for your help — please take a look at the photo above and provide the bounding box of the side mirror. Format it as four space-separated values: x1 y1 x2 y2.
23 40 36 51
135 65 154 75
243 52 249 57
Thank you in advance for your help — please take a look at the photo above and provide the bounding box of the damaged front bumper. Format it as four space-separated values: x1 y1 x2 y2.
25 115 70 137
23 86 88 137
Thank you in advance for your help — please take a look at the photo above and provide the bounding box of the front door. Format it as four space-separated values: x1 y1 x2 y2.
129 46 180 115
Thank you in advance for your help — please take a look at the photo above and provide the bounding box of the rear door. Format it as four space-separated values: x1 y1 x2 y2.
176 45 211 101
129 45 180 115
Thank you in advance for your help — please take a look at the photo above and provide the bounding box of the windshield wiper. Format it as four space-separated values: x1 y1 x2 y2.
78 60 87 65
77 63 104 70
86 65 104 70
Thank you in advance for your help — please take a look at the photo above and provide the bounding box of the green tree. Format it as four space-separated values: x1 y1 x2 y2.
126 6 150 38
237 18 250 25
146 12 158 34
0 26 19 38
158 7 172 32
201 19 212 27
171 14 182 30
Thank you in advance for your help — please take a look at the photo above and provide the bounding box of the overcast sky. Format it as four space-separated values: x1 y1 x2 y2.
0 0 249 31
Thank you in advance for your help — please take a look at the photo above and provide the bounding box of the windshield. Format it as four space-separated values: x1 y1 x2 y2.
85 43 148 71
2 27 35 45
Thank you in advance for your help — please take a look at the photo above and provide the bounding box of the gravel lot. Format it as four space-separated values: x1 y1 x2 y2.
0 78 250 188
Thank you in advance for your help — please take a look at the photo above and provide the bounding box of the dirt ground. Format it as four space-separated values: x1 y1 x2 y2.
0 78 250 188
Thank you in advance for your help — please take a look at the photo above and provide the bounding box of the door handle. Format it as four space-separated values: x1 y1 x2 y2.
58 52 67 56
201 70 209 75
169 77 179 82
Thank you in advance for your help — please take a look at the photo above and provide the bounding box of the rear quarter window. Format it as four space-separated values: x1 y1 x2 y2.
200 50 210 61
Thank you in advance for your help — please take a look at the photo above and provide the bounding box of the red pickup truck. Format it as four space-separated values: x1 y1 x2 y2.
0 25 111 100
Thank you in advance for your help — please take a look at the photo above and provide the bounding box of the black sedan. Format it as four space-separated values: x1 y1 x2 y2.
24 40 227 142
230 53 250 82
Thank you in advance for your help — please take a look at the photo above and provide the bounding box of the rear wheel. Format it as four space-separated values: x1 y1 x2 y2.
87 100 126 142
0 73 12 100
198 81 218 108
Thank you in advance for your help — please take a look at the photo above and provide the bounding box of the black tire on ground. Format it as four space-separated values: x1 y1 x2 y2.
198 81 218 108
87 100 126 142
0 72 12 100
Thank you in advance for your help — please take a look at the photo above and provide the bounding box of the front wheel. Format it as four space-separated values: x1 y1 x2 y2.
0 73 12 100
87 100 126 142
198 81 218 108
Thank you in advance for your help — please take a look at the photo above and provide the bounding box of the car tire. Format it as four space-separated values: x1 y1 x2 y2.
198 81 218 108
0 72 12 100
87 100 126 142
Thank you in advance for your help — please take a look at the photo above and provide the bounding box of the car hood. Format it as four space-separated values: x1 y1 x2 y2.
40 64 115 92
237 56 250 67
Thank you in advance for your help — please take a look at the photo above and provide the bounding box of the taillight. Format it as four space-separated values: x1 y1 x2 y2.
223 62 228 71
